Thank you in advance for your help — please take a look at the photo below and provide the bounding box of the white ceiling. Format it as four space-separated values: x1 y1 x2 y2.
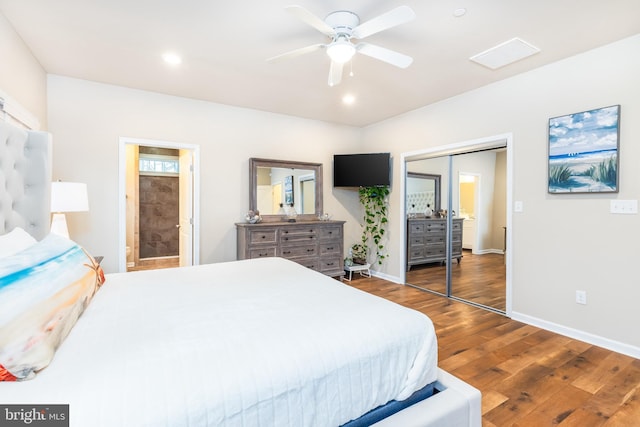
1 0 639 127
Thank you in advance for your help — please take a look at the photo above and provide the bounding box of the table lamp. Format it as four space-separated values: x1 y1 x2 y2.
50 181 89 239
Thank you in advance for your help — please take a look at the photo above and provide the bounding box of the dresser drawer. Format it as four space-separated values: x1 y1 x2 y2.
425 235 445 244
294 257 320 271
408 247 425 261
249 247 277 258
409 236 425 247
280 244 317 259
425 246 446 258
319 225 342 240
319 242 341 256
280 227 318 244
319 257 342 273
248 229 277 244
409 222 425 234
425 222 446 233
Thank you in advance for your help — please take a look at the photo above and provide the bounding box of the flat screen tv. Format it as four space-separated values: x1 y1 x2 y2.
333 153 391 187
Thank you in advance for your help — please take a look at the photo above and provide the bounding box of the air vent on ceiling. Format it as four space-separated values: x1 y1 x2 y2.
470 37 540 70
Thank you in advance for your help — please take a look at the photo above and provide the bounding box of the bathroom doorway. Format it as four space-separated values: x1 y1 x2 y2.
118 138 200 273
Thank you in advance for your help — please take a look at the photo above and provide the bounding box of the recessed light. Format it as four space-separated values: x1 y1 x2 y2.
342 94 356 105
453 8 467 17
162 52 182 66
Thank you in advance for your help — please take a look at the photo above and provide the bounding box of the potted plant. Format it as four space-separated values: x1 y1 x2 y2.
350 243 368 265
357 186 390 265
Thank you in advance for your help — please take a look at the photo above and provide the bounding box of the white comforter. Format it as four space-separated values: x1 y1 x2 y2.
0 258 437 426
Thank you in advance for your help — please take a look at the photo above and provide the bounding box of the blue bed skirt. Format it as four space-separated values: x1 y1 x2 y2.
341 382 438 427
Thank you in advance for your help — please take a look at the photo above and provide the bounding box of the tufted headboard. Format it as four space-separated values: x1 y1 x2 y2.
0 120 52 240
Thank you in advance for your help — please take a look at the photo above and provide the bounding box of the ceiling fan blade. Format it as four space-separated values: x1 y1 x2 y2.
267 44 324 62
357 42 413 68
352 5 415 39
285 5 336 36
328 61 343 86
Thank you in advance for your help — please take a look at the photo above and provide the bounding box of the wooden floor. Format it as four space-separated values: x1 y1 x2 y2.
406 249 506 312
346 275 640 426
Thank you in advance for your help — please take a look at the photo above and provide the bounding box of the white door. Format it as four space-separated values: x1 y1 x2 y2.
178 149 194 267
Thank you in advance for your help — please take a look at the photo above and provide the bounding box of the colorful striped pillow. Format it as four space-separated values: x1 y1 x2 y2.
0 233 105 381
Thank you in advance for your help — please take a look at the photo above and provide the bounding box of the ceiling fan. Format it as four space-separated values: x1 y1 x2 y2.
268 5 416 86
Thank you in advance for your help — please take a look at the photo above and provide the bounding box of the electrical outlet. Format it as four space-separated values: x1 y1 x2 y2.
576 290 587 305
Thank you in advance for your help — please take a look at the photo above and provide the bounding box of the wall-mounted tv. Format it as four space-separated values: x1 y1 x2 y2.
333 153 391 187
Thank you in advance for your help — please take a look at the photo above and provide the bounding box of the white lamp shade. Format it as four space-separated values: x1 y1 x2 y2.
51 182 89 213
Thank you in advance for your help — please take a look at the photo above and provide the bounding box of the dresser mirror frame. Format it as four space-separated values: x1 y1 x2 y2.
406 172 441 214
249 158 323 222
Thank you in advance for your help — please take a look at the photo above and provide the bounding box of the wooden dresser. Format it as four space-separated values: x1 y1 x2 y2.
406 217 464 271
236 220 345 278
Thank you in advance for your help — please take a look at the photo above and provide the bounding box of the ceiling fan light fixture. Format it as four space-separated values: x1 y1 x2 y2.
326 40 356 64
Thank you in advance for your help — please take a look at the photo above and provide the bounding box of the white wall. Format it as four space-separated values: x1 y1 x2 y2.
47 75 362 273
0 12 47 128
361 35 640 353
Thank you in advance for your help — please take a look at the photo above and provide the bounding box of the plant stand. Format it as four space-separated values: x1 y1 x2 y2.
343 263 371 281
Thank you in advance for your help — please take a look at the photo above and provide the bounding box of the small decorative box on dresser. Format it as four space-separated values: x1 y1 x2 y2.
236 220 345 278
406 217 464 271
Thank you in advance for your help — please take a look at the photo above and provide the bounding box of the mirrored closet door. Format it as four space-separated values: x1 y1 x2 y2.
405 145 507 314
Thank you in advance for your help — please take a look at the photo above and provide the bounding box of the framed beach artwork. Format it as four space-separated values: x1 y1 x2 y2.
548 105 620 193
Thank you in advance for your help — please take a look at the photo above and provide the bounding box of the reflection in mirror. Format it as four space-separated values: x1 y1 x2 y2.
250 158 323 221
406 172 441 216
405 157 448 296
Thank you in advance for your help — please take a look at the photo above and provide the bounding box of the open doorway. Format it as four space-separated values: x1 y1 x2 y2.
118 138 200 273
459 173 479 252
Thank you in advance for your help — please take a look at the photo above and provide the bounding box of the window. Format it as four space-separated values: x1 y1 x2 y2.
139 154 179 176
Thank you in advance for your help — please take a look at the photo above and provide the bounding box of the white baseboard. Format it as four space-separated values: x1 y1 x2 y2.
511 311 640 359
472 248 504 255
370 269 403 285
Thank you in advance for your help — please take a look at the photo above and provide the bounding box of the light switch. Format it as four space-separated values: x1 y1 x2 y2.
610 200 638 214
514 201 524 212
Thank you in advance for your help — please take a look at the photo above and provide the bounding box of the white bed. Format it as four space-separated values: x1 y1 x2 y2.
0 119 480 426
2 257 438 426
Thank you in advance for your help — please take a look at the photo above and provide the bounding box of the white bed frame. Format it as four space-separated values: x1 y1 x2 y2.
0 118 481 426
373 369 481 427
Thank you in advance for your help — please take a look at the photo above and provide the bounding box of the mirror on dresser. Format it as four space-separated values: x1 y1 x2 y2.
241 158 344 278
249 158 323 221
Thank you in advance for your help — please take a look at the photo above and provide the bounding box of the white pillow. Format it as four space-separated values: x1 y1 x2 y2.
0 227 37 258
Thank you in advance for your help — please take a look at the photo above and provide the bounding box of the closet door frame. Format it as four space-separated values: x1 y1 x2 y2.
400 133 514 316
